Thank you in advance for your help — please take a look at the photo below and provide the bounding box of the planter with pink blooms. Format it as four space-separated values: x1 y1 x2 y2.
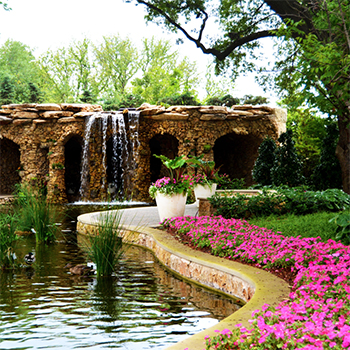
149 155 191 222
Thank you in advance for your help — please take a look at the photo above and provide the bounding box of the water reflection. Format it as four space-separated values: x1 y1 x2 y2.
0 205 242 349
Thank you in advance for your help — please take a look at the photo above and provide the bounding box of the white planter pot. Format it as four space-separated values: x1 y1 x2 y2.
194 183 217 206
155 192 188 222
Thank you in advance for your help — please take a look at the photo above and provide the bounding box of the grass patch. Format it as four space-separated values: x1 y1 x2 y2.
85 209 126 277
248 211 339 242
13 183 57 243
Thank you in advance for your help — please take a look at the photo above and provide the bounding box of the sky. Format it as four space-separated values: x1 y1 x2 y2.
0 0 278 104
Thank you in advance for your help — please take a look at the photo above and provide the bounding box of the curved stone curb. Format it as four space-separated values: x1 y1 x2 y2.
77 211 290 350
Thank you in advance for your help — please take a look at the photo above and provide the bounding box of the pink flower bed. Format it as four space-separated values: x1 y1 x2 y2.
161 216 350 350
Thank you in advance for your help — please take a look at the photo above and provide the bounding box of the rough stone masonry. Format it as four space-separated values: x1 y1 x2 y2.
0 103 286 203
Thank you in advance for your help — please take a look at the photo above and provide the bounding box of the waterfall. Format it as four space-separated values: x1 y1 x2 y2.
79 113 98 200
78 110 140 202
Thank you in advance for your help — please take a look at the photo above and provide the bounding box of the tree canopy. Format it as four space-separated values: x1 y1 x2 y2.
131 0 350 193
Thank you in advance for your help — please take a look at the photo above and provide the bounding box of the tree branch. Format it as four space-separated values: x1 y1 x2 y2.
264 0 317 38
137 0 277 60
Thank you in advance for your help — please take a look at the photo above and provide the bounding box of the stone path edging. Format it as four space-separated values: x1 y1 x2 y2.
77 211 290 350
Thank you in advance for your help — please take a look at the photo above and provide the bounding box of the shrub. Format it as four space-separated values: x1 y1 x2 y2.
329 211 350 245
252 136 277 186
217 174 245 190
160 91 200 106
271 130 305 187
209 187 350 219
311 123 342 190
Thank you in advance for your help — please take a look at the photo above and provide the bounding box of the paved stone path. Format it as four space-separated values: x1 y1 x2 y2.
120 203 199 228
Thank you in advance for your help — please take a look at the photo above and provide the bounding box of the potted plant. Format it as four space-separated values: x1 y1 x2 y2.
188 155 220 206
149 155 191 222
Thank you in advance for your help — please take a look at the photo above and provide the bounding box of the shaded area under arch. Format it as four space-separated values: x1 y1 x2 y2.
149 134 179 183
213 133 262 186
65 135 83 202
0 138 21 194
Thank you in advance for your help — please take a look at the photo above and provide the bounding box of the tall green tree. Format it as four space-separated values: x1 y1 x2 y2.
0 76 15 105
252 136 277 186
0 40 42 103
131 0 350 194
38 39 97 103
311 123 342 190
132 37 198 104
271 129 305 187
94 35 139 100
286 107 334 178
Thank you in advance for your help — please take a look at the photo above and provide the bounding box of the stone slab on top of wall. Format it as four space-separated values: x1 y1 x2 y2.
136 102 287 132
0 103 103 125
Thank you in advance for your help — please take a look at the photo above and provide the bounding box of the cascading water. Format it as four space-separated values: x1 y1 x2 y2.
79 113 98 200
78 111 140 202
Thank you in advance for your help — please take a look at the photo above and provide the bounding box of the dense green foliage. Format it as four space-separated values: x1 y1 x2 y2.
252 136 277 186
0 213 18 269
0 40 43 105
286 107 334 178
253 130 305 187
311 123 343 190
329 211 350 245
209 187 350 219
160 91 200 106
271 129 304 187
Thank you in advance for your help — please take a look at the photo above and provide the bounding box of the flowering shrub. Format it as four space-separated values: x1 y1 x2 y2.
149 175 192 199
161 216 350 349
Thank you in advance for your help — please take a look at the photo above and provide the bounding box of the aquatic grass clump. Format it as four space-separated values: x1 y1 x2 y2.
162 216 350 349
13 183 57 243
86 209 125 277
0 213 19 269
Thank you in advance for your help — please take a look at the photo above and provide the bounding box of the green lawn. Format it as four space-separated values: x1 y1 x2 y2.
248 211 340 242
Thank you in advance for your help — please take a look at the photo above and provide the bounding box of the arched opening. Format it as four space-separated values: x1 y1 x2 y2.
149 134 179 183
213 133 262 186
64 135 82 202
0 138 21 194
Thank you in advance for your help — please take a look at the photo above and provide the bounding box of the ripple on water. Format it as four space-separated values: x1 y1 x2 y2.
0 241 242 349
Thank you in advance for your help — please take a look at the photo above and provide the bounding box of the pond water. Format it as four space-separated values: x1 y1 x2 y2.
0 204 242 350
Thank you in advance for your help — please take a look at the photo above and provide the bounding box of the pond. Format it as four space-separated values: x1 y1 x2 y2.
0 204 243 350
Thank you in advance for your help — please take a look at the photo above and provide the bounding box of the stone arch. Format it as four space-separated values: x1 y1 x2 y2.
0 137 21 194
149 133 179 183
64 135 83 202
213 133 262 186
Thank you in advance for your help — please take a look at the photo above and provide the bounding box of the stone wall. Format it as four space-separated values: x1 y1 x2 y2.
0 103 286 203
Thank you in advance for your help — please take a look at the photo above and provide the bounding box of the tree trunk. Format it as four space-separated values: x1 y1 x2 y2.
336 113 350 194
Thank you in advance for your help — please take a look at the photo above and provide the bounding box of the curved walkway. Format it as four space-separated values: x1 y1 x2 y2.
77 204 290 350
